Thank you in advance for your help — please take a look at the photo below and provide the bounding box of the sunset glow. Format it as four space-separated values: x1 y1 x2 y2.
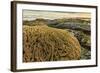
23 10 91 20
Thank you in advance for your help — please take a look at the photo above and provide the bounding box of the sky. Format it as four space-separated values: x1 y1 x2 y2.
23 10 91 20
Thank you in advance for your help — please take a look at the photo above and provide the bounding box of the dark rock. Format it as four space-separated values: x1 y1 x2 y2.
67 29 91 50
53 23 90 34
81 47 91 59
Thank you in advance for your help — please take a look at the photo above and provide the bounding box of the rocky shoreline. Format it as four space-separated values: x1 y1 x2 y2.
23 18 91 60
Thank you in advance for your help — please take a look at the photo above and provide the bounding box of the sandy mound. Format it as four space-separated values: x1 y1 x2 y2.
23 25 81 62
